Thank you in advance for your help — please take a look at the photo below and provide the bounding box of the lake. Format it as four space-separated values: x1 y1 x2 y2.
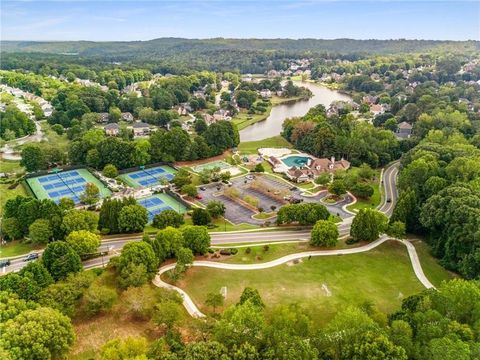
239 81 351 142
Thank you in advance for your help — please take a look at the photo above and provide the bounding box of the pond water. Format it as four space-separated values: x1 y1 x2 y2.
239 81 351 142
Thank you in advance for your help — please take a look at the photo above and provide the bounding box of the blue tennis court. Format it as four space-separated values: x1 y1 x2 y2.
137 193 187 222
26 168 111 204
118 165 177 189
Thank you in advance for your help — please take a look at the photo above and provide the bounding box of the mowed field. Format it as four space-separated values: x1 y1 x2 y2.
174 241 453 325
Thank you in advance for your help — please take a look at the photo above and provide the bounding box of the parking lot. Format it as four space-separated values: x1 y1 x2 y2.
197 182 262 224
230 176 286 211
196 173 354 224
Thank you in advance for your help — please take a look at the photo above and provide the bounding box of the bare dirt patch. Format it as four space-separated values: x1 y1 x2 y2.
286 258 303 266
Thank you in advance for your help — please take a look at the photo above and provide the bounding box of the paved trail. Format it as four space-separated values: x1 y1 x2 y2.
154 235 435 318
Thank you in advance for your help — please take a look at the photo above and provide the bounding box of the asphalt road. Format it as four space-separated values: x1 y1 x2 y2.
2 162 399 275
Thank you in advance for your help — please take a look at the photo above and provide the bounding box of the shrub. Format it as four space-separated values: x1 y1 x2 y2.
103 164 118 178
152 210 184 229
83 284 117 317
191 208 211 226
351 182 374 199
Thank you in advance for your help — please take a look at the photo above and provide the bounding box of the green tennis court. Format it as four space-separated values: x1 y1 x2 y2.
192 160 232 173
26 168 111 204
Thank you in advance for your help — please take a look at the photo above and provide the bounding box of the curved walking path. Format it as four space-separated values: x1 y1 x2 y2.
153 234 435 318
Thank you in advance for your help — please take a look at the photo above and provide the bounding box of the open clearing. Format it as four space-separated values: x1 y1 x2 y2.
175 241 452 324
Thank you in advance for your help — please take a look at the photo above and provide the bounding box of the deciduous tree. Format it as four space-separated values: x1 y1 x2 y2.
310 220 339 247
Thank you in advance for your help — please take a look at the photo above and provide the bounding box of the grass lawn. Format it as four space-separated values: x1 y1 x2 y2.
208 218 260 232
411 239 457 287
144 216 260 234
223 242 313 264
252 212 275 220
0 240 42 258
238 136 292 154
0 159 24 173
41 121 70 150
296 181 316 190
174 241 440 325
346 168 382 212
0 182 27 214
232 108 271 131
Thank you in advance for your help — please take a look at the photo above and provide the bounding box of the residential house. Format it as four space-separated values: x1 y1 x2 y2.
267 70 280 78
104 123 120 136
193 90 206 99
259 89 272 99
98 113 110 123
128 122 151 138
362 95 378 105
201 113 214 124
121 112 134 122
42 104 53 117
370 104 384 116
213 109 230 121
396 122 413 139
175 103 192 116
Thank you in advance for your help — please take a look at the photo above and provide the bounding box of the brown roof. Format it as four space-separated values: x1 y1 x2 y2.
309 158 331 169
269 156 281 165
398 121 413 130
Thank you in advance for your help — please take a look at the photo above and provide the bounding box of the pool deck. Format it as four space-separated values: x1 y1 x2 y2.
269 152 314 174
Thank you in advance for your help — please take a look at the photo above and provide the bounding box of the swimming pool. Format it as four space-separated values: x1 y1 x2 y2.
280 155 312 168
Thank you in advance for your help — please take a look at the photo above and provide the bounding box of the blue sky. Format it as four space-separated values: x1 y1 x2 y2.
1 1 479 41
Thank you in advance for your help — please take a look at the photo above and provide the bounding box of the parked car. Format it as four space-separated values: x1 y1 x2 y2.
246 175 254 180
23 253 39 262
195 194 203 200
0 259 11 267
199 186 206 191
290 186 298 191
290 197 303 204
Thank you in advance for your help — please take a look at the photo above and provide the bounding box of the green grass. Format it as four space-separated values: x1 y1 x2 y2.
0 240 41 258
411 239 457 287
0 182 27 214
252 212 275 220
41 122 70 149
208 218 260 232
238 136 293 154
346 169 382 212
144 216 261 234
174 241 437 324
232 109 271 131
296 181 316 190
223 242 313 264
0 159 24 174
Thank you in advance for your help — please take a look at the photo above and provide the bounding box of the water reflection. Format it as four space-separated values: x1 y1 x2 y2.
239 81 351 142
